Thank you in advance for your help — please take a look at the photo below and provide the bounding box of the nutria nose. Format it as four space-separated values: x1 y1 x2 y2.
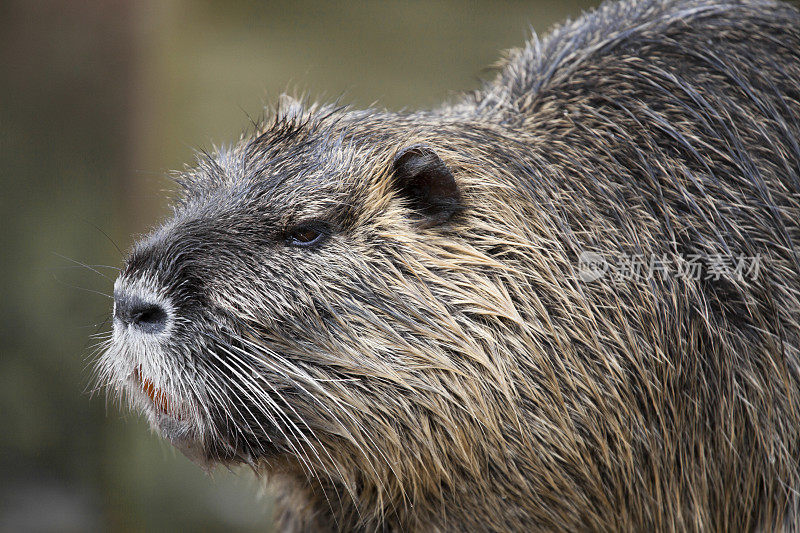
114 291 168 334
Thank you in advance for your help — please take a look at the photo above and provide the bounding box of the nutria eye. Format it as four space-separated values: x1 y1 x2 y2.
286 222 329 248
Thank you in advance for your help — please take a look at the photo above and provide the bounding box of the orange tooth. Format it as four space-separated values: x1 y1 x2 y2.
134 367 180 418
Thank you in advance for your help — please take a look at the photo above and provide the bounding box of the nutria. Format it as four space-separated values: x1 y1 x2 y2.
98 0 800 530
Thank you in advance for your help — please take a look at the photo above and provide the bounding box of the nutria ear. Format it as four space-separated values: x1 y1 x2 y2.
391 144 460 228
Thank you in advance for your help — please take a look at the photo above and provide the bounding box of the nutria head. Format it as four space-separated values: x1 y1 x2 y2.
98 102 511 527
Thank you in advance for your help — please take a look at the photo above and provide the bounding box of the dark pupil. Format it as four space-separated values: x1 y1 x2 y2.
294 227 319 243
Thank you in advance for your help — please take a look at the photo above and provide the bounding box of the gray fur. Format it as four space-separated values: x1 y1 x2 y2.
99 0 800 530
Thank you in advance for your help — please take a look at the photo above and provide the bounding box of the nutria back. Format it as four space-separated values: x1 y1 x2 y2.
100 0 800 530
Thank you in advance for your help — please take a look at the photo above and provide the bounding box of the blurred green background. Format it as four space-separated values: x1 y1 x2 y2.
0 1 599 531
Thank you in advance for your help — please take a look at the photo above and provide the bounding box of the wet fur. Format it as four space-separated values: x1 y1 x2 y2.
100 0 800 530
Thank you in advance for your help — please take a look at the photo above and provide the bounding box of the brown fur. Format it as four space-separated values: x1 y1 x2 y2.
101 0 800 530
